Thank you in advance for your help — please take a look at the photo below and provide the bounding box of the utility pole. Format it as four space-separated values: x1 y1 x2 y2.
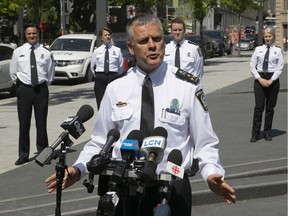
257 3 264 46
18 6 24 45
96 0 107 46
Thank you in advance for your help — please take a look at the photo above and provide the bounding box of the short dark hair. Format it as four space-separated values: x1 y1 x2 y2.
98 27 112 37
170 17 186 32
25 23 38 30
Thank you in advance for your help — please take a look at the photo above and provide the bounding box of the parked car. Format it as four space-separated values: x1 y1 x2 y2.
235 38 254 51
0 43 16 96
112 36 135 72
49 34 97 82
185 34 216 59
203 30 233 56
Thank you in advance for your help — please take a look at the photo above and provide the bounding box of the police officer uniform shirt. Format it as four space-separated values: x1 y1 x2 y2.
10 42 55 85
164 39 204 79
90 43 124 74
250 43 283 80
74 62 224 181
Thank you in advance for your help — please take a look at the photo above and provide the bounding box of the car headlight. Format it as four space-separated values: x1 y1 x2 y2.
69 59 84 65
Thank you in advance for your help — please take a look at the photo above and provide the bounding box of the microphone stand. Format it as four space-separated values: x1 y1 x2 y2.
55 137 73 216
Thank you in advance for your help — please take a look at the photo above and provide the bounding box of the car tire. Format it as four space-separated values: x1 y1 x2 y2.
84 66 94 83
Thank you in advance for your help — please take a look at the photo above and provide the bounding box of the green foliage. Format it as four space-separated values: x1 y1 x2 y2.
220 0 262 14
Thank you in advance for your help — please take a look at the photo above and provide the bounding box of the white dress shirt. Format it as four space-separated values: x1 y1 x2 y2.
90 43 124 75
250 43 284 81
164 39 204 79
10 42 55 85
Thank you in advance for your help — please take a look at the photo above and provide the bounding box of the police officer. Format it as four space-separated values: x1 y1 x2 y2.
46 14 236 216
10 23 55 165
164 17 204 79
250 27 284 142
91 27 124 109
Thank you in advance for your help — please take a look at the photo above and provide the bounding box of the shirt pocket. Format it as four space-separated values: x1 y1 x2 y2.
158 110 187 126
111 104 134 122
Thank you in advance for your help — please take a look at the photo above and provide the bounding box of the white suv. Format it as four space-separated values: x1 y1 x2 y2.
50 34 97 82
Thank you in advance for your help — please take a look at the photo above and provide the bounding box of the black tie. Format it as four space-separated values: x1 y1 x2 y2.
140 75 154 137
175 43 180 68
262 45 270 71
104 46 109 73
30 46 38 86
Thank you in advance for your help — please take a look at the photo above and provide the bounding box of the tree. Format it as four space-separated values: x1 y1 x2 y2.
220 0 262 56
189 0 218 55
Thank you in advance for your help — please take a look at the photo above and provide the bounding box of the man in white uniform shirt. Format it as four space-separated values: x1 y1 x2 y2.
46 14 236 216
10 23 55 165
164 17 204 79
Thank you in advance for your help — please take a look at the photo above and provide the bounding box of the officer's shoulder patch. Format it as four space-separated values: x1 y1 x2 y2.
175 69 199 85
195 89 208 111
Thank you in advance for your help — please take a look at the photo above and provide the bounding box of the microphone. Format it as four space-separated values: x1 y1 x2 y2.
140 127 168 182
86 129 120 175
154 150 183 216
35 104 94 167
60 104 94 139
166 149 185 179
109 130 144 186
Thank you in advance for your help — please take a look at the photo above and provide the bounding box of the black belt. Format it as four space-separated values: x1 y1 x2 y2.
258 72 274 79
17 80 47 88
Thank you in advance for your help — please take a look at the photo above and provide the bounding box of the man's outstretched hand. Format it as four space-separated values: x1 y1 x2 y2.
207 174 236 204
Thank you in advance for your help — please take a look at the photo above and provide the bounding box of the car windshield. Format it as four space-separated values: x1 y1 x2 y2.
50 38 92 52
203 31 222 39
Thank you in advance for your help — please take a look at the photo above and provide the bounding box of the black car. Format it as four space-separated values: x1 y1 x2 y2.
185 34 216 59
203 30 233 56
112 36 135 72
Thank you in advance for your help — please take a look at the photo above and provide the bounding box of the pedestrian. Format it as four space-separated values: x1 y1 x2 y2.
90 27 124 109
164 17 204 79
10 23 55 165
249 27 284 142
45 14 236 216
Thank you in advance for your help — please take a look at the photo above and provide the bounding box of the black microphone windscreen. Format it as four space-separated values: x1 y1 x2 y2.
152 126 168 138
167 149 183 166
107 129 120 141
76 105 94 123
127 130 144 147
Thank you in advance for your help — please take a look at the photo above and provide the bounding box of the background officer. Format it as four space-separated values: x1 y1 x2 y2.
10 23 55 165
91 27 124 109
164 17 204 79
249 27 284 142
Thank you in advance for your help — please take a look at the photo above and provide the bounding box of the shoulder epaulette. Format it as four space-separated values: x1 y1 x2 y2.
175 69 199 85
43 46 51 52
108 71 128 83
188 40 198 46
